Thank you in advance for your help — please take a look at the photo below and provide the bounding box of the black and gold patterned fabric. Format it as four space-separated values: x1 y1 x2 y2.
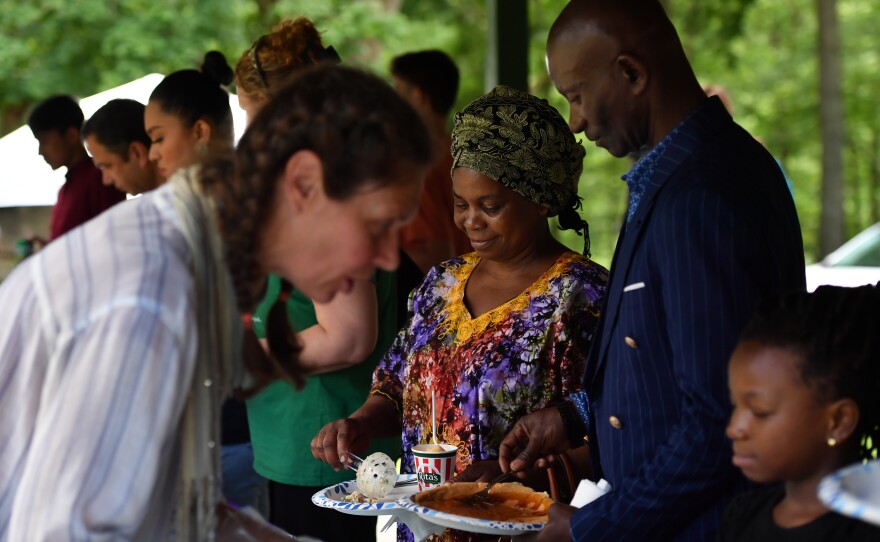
451 85 585 216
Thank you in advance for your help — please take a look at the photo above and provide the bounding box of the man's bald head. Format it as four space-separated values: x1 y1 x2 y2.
549 0 683 76
546 0 706 155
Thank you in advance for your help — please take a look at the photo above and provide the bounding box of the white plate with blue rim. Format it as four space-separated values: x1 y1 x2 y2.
395 494 547 536
311 474 419 516
818 459 880 526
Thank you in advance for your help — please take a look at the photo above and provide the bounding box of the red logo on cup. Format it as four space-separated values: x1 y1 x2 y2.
412 444 457 492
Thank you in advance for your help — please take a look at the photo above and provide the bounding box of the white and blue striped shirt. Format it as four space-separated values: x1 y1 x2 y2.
0 184 198 540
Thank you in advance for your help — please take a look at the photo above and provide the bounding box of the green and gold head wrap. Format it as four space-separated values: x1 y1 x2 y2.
451 85 585 216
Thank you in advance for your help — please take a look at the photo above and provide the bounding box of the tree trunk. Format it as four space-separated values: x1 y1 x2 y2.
818 0 846 256
871 126 879 224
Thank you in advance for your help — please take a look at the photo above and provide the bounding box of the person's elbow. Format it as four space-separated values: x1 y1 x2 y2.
347 333 378 363
334 332 378 365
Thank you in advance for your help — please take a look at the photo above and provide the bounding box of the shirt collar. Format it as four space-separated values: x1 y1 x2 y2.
64 157 93 181
621 96 727 191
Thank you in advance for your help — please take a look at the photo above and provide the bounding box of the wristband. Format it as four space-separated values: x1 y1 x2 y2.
570 391 591 433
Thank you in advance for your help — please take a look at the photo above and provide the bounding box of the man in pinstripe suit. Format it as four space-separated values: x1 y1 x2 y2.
499 1 806 540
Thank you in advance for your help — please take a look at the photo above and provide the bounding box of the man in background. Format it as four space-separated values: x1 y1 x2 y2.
28 95 125 244
391 50 471 272
83 99 165 196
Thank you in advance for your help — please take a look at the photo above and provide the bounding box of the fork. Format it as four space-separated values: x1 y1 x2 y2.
456 469 520 506
345 452 417 488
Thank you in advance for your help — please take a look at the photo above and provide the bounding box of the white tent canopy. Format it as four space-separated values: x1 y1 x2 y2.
0 74 247 207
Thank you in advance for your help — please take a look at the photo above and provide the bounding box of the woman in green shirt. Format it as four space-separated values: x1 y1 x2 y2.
236 18 405 541
249 274 403 540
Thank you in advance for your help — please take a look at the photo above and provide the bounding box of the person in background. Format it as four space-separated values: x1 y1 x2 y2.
313 86 608 542
145 51 235 179
391 50 472 273
499 1 805 540
146 51 270 517
82 99 165 196
234 17 340 124
0 64 430 541
27 94 126 245
722 284 880 541
235 19 400 540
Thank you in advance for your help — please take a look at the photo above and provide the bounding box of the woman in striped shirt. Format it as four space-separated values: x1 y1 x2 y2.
0 65 431 541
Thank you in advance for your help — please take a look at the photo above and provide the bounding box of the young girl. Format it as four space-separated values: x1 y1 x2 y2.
722 284 880 541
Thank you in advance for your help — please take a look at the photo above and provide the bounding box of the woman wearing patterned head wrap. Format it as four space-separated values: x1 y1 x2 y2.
312 86 608 541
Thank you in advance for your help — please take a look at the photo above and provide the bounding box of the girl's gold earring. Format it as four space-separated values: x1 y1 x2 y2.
827 437 837 447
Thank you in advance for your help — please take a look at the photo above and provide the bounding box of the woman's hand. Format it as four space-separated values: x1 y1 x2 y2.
310 395 402 470
310 417 372 471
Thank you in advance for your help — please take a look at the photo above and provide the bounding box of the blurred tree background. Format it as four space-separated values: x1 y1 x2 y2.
1 0 877 268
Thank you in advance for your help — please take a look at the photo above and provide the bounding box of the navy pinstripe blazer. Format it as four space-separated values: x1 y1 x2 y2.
570 98 806 541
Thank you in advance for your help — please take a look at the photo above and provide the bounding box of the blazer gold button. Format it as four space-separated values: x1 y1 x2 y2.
624 336 638 349
609 416 623 429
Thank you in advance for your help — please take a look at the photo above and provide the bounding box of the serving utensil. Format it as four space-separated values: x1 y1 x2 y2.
432 389 438 445
456 469 521 506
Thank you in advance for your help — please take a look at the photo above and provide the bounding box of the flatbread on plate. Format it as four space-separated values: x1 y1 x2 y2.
413 482 553 523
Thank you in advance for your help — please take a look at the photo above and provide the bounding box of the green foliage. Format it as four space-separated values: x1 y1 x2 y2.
0 0 253 132
680 0 880 261
2 0 877 265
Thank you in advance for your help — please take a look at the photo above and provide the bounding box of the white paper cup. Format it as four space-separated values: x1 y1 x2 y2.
412 443 457 491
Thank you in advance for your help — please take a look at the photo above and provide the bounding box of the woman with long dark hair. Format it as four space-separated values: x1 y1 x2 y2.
0 65 431 540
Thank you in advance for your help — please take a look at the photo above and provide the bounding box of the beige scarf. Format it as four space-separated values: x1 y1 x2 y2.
170 167 242 540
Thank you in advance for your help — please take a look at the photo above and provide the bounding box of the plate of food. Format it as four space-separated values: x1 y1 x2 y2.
818 459 880 526
311 452 418 516
396 481 552 536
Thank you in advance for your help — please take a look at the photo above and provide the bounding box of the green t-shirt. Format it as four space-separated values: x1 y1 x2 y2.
247 272 402 486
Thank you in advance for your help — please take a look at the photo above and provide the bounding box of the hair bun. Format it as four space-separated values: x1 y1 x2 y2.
202 50 234 87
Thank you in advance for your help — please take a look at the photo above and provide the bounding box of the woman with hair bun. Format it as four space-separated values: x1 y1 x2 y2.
147 51 269 518
0 65 431 540
145 51 235 178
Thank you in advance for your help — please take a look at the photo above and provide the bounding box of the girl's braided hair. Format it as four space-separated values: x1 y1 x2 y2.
201 64 431 386
740 283 880 461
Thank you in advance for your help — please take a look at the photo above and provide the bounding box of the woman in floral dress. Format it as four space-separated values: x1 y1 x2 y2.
312 86 608 541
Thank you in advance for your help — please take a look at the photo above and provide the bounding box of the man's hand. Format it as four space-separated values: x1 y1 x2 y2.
520 503 575 542
499 407 570 473
452 459 503 483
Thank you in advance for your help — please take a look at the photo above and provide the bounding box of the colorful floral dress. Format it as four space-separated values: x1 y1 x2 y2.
371 251 607 541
